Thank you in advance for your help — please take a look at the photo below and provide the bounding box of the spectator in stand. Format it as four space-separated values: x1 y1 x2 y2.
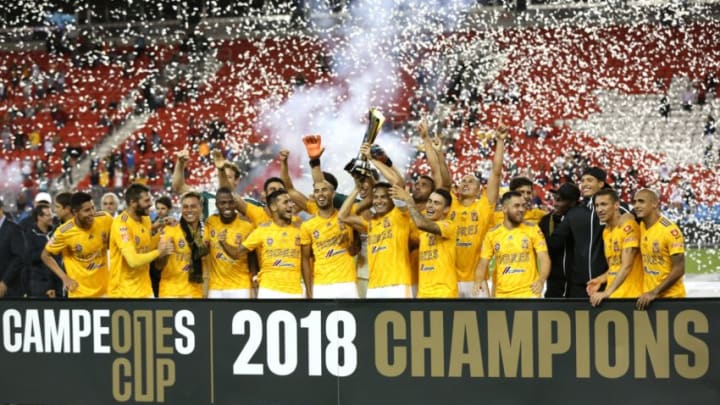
659 95 670 120
51 104 68 127
681 85 695 111
0 198 25 298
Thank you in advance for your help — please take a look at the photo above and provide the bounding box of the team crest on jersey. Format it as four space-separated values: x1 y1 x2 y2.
613 240 620 252
211 230 216 237
652 241 660 253
471 211 478 221
267 238 274 246
134 236 141 245
313 230 320 239
178 240 186 248
428 234 436 246
383 218 390 228
521 238 529 249
494 243 501 252
74 244 83 253
450 211 456 220
623 224 632 233
295 236 301 246
670 229 680 239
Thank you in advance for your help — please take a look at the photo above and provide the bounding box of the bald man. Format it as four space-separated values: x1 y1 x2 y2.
633 188 686 310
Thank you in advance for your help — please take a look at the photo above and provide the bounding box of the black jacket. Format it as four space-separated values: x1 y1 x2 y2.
24 223 62 297
548 195 630 293
539 210 575 297
0 216 26 297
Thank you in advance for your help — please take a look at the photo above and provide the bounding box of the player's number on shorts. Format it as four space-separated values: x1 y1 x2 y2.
232 310 357 377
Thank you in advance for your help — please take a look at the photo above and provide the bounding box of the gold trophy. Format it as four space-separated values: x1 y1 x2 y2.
345 108 385 179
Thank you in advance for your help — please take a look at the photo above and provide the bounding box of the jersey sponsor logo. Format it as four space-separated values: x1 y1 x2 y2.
272 259 296 268
502 266 525 274
644 267 660 276
295 236 301 246
211 230 216 237
623 224 633 233
325 248 347 258
456 241 472 247
371 245 387 254
670 228 681 239
420 263 435 272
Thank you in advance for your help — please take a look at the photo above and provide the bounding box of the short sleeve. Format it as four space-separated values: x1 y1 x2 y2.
480 232 495 260
242 227 263 251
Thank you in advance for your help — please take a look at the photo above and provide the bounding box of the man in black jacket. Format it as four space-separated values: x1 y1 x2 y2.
539 182 580 297
24 203 62 298
548 167 630 297
0 198 26 298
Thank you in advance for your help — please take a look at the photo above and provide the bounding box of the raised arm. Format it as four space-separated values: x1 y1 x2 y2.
361 143 404 187
303 134 326 185
338 185 367 233
278 149 310 211
389 185 440 234
485 126 507 207
418 119 451 190
171 148 191 194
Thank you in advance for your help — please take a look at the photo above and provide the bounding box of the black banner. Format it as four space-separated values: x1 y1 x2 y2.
0 299 718 405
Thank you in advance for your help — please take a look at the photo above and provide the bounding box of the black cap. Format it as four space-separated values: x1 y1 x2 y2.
581 166 607 183
551 183 580 202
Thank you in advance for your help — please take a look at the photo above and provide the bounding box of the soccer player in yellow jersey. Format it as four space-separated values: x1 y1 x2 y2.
227 190 310 298
41 192 113 298
204 187 256 298
633 188 686 309
339 181 413 299
492 176 547 226
301 179 359 298
475 192 551 298
391 186 458 298
154 192 207 299
109 184 174 298
587 189 643 306
451 127 506 298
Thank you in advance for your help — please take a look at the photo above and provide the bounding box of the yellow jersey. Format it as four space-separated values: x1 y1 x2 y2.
364 208 413 288
204 214 255 291
481 222 547 298
242 221 303 294
640 216 686 298
300 211 356 285
157 224 202 298
246 203 302 227
44 213 113 298
602 219 643 298
417 220 458 298
449 195 495 282
108 211 159 298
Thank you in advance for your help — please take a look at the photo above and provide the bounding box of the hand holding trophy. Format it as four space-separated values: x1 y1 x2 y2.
344 108 385 179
